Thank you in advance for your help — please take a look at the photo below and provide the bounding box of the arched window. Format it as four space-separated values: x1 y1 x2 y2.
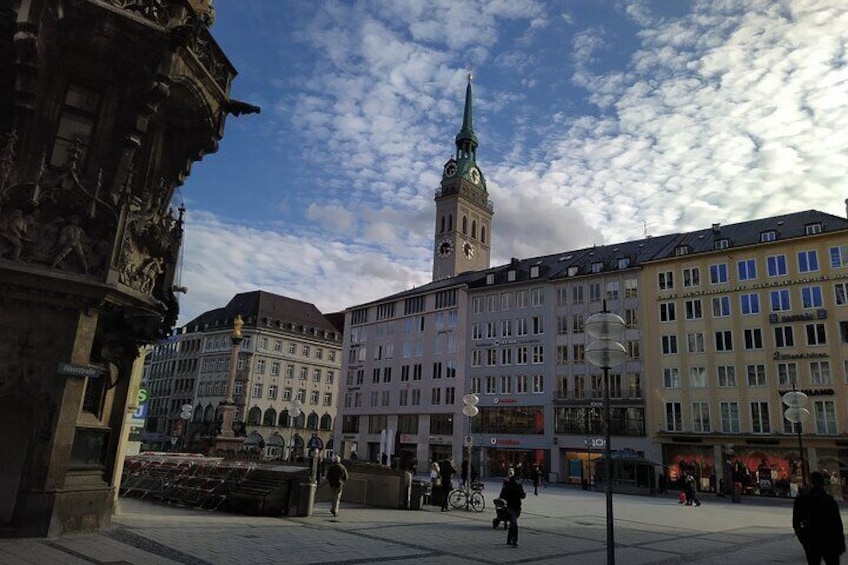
294 412 306 429
440 215 445 233
307 412 319 430
203 404 214 422
481 225 487 243
448 214 453 231
320 414 332 430
471 220 477 238
279 409 289 427
194 404 203 422
262 408 277 427
462 216 468 234
247 406 261 425
267 433 284 448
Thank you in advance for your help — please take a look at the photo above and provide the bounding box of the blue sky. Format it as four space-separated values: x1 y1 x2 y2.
175 0 848 324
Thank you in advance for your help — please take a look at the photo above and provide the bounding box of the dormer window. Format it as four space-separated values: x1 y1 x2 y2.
567 266 579 277
617 257 631 269
507 270 516 282
530 266 540 278
486 273 495 285
674 245 690 256
805 223 822 235
591 262 603 273
760 230 777 242
714 239 729 250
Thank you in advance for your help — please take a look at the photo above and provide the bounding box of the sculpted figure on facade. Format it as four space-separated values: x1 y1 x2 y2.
51 215 90 274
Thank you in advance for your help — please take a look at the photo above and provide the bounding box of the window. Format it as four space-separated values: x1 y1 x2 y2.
740 293 760 315
773 326 795 348
712 296 731 317
532 345 544 364
676 245 691 256
692 402 711 432
625 308 638 328
814 400 838 434
721 402 740 433
532 374 544 393
683 267 700 287
556 316 568 335
252 383 263 398
572 286 584 303
624 278 638 298
744 328 763 350
516 290 528 308
556 345 568 365
572 344 585 363
798 250 819 273
760 230 777 242
627 340 640 360
658 271 674 290
770 289 791 312
502 319 513 337
806 323 827 346
572 314 584 333
659 302 676 322
517 346 528 364
313 368 322 382
717 365 736 387
591 261 603 273
487 294 498 312
709 264 728 284
271 362 280 376
767 255 787 277
661 335 678 355
751 402 771 434
472 296 484 314
715 330 733 351
531 287 544 307
50 83 101 167
302 345 310 357
811 361 832 385
472 323 481 340
689 367 707 388
687 332 705 353
830 245 848 268
835 283 848 306
714 239 729 250
746 364 766 386
663 368 680 388
606 281 619 300
666 402 683 431
532 316 544 335
516 318 528 336
589 283 601 302
501 292 513 310
737 259 756 281
777 362 798 386
805 223 822 235
801 286 823 309
617 257 631 269
685 299 703 320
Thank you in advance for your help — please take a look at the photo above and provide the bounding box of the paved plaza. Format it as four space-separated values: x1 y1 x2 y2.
0 481 837 564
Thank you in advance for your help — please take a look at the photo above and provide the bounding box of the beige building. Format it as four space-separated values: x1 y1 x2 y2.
642 211 848 497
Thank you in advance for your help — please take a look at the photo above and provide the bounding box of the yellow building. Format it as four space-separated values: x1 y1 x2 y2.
642 210 848 497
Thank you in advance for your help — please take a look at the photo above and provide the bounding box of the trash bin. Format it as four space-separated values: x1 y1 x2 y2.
410 480 428 510
731 481 742 503
291 480 317 517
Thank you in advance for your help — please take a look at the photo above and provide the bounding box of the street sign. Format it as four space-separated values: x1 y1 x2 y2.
585 437 606 449
464 435 473 446
590 401 604 408
57 362 102 379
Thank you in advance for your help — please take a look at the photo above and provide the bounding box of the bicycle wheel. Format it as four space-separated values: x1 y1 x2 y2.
449 489 465 509
470 491 486 512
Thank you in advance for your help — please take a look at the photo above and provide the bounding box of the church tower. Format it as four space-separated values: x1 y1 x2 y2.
432 73 494 280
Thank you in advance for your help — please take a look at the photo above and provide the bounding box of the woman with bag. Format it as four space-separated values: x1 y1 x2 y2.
499 468 526 547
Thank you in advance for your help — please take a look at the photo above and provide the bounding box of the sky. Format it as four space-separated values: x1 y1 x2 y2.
174 0 848 325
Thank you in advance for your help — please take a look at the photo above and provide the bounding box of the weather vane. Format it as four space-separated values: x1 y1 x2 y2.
466 63 473 83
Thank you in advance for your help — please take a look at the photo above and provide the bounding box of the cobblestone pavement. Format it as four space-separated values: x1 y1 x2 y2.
0 482 832 564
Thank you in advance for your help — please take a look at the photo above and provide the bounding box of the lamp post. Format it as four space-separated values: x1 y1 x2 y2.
783 383 810 491
585 303 627 565
462 393 480 507
288 399 303 462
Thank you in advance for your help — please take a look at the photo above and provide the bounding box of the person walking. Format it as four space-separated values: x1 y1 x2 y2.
439 457 457 511
499 468 526 547
684 473 701 506
531 464 541 495
793 471 846 565
326 455 349 517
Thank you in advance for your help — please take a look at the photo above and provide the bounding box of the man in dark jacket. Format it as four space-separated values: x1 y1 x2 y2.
439 457 457 511
499 468 526 547
326 455 349 517
794 471 846 565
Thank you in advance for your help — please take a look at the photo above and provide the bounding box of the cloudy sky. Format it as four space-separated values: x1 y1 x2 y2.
175 0 848 324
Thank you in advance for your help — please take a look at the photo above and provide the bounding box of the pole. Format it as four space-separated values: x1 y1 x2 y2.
604 365 615 565
791 382 808 490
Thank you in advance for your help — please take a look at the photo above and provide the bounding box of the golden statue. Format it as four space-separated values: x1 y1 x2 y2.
233 314 243 338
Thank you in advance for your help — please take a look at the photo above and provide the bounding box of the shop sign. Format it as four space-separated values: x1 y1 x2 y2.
769 310 826 324
773 351 828 360
428 435 449 445
399 434 416 444
490 438 520 446
494 397 516 404
777 387 834 397
342 435 357 441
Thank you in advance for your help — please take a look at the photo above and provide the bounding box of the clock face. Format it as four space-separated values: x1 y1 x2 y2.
469 167 481 184
444 162 457 177
462 240 475 260
437 238 454 258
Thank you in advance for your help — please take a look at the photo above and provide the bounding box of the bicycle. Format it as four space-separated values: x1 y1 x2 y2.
448 481 486 512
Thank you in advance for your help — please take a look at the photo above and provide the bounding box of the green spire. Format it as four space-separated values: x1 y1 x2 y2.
455 70 478 158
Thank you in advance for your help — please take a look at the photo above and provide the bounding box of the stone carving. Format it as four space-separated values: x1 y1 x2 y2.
0 209 33 261
51 216 90 274
104 0 170 27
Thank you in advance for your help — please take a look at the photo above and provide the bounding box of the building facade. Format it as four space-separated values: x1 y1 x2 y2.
0 0 252 536
642 211 848 497
145 291 343 460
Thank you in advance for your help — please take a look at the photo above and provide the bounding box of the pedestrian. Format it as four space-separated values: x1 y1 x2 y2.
793 471 846 565
532 464 541 495
461 458 470 486
499 468 526 547
439 457 457 511
684 473 701 506
326 455 349 517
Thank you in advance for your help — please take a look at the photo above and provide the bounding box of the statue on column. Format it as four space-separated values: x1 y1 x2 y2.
233 314 243 338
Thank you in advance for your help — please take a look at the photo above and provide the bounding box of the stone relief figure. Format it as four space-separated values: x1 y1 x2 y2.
0 209 33 261
51 216 89 274
137 257 164 294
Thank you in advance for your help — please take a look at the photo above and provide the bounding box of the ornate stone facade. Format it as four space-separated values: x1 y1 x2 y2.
0 0 256 536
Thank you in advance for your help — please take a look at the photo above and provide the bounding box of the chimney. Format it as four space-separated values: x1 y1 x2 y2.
510 257 519 266
712 223 721 233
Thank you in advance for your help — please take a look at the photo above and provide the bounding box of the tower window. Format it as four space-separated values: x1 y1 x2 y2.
448 214 453 231
481 225 487 243
462 216 467 234
472 220 477 239
440 215 445 233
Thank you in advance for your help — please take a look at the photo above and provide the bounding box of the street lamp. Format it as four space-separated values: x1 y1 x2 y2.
462 393 480 506
783 384 810 491
585 303 627 565
288 399 303 462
